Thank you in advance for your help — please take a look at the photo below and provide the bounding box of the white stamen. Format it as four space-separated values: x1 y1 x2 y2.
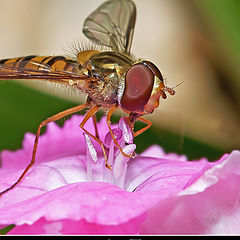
84 133 98 182
113 144 136 187
84 133 98 163
119 118 133 144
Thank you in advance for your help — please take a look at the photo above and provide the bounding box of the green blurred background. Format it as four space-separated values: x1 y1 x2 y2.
0 0 239 162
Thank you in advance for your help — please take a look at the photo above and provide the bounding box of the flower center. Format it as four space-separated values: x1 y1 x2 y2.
84 117 136 189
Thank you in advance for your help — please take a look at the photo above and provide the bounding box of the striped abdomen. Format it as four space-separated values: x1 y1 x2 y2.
0 55 79 74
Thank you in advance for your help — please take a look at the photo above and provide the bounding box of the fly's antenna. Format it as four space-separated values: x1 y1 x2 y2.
162 81 183 99
173 81 184 89
164 81 183 96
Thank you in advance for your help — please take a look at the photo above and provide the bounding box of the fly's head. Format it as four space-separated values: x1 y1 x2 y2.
119 61 176 115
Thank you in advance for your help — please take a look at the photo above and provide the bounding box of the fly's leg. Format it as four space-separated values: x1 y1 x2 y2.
0 103 89 197
133 116 152 138
92 114 100 139
79 105 110 169
106 104 134 159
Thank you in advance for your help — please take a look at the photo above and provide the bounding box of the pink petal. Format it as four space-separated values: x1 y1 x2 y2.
0 115 109 172
140 150 240 234
0 182 160 227
140 145 188 161
1 113 239 235
0 156 87 206
9 216 146 235
125 153 213 193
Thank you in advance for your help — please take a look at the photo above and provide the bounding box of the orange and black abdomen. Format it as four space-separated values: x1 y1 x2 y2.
0 55 78 74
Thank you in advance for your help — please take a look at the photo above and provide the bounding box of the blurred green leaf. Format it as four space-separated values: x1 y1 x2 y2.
0 224 15 235
134 122 225 161
0 81 76 151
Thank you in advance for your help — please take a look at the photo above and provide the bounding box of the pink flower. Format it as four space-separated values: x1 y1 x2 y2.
0 115 239 235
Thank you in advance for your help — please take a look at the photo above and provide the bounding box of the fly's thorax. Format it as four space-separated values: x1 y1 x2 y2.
80 51 134 106
77 50 101 67
88 51 133 76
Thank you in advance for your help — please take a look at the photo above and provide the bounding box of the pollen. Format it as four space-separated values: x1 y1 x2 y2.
68 80 76 86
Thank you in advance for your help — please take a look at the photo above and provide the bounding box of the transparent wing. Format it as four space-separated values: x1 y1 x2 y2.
83 0 136 54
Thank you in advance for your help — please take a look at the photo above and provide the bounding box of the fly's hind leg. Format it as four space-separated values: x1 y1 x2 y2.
0 103 89 197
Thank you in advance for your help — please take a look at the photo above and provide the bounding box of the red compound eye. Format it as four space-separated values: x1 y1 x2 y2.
143 61 164 82
120 63 154 112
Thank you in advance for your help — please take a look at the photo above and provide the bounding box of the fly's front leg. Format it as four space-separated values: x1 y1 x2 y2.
0 103 89 197
133 116 152 138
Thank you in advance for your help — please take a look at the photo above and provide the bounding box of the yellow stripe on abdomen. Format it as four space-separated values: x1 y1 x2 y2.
0 55 78 73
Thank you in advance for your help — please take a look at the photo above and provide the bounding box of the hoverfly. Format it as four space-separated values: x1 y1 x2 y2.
0 0 176 196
